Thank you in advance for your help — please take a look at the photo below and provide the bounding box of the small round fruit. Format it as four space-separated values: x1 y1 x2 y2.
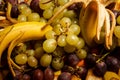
52 57 64 70
40 54 52 67
58 72 71 80
44 67 54 80
27 12 40 22
15 53 27 65
76 49 87 59
32 69 44 80
43 39 57 53
27 56 38 67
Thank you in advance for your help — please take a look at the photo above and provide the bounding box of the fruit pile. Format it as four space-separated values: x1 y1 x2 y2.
0 0 120 80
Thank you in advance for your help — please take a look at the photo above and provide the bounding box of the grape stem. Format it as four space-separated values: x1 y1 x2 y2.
42 0 85 30
96 52 110 63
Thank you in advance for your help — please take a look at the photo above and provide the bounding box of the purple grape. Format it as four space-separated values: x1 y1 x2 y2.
44 67 54 80
85 53 98 68
30 0 43 16
66 53 79 67
32 69 44 80
76 66 87 80
93 61 107 77
58 72 72 80
105 56 120 73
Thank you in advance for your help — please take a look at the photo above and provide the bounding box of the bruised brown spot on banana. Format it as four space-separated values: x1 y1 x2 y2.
45 0 116 49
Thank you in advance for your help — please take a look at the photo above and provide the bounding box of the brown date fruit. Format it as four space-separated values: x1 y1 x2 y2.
44 67 54 80
32 69 44 80
58 72 72 80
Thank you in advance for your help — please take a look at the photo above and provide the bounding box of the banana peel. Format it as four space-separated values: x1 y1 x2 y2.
79 1 100 47
0 22 52 67
79 0 115 49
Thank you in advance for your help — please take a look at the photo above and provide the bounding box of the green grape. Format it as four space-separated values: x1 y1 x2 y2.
27 56 38 67
71 18 79 24
34 40 43 49
57 34 67 47
67 24 80 35
15 43 27 54
43 39 57 53
66 34 79 46
114 26 120 39
21 7 32 16
18 4 28 12
58 0 68 5
39 1 54 10
76 49 87 59
40 54 52 67
64 44 76 53
53 6 65 19
34 47 44 59
43 9 53 19
27 13 40 22
39 17 47 22
53 47 64 57
52 19 60 27
60 17 72 27
52 57 64 70
45 30 56 39
117 15 120 25
64 10 76 18
15 53 27 65
17 14 27 22
53 24 62 35
25 49 35 56
75 37 85 49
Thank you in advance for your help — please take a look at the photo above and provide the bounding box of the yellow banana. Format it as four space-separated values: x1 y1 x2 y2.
0 22 52 65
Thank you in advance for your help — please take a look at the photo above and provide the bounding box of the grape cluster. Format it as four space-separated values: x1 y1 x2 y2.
17 3 40 22
3 0 120 80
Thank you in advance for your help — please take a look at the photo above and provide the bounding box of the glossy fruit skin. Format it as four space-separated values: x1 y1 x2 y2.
58 72 72 80
32 69 44 80
93 61 107 77
76 66 88 80
22 74 31 80
30 0 43 16
105 56 120 73
85 53 98 68
52 57 64 70
66 53 79 67
44 67 54 80
11 5 19 18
